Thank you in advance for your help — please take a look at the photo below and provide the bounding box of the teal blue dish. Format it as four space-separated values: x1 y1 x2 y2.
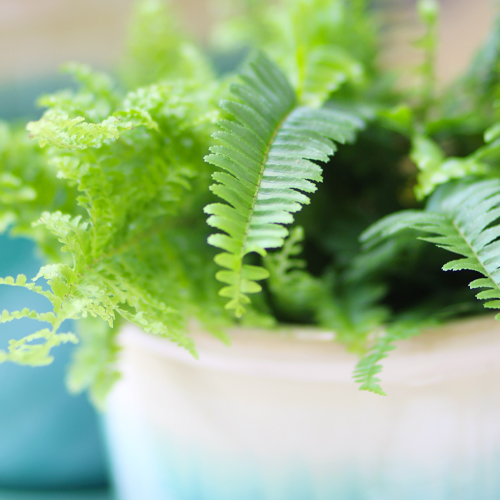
0 234 108 491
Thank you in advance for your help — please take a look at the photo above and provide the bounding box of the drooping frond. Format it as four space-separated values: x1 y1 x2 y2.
205 52 364 316
361 179 500 317
353 321 423 396
0 273 77 366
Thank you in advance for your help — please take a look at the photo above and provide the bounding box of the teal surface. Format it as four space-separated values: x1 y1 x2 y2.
0 489 111 500
0 234 109 490
0 490 114 500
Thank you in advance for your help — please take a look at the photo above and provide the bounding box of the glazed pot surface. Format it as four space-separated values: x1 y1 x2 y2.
105 316 500 500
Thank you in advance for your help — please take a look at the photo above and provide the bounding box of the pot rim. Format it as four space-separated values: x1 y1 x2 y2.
119 314 500 387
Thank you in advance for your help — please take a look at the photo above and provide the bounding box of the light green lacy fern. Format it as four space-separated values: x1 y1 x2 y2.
205 52 364 316
0 64 231 405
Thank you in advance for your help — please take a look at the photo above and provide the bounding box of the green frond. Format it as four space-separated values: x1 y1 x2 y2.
411 135 487 200
67 316 121 410
362 180 500 318
0 308 56 325
0 273 78 366
0 73 225 398
4 329 78 367
213 0 375 107
205 52 364 316
122 0 213 88
296 46 364 108
353 321 423 396
264 226 327 321
0 274 54 301
26 109 157 150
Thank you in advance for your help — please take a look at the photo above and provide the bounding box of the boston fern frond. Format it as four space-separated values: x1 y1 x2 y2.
353 321 423 396
205 52 364 316
361 180 500 317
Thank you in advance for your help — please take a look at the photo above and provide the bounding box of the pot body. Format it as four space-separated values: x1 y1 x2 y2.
104 316 500 500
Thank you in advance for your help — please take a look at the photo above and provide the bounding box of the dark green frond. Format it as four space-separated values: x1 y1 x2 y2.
362 180 500 318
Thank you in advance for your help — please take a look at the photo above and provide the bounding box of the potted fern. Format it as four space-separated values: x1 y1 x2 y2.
2 0 500 497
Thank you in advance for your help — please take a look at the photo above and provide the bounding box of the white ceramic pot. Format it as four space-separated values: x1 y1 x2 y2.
104 316 500 500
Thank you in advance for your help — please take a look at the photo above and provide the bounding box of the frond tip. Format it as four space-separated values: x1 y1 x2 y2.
205 52 364 317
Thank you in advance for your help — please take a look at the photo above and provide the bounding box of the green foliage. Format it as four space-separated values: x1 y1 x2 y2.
27 110 157 150
1 0 500 401
121 0 213 88
213 0 376 107
353 320 423 396
362 180 500 318
0 59 235 399
0 273 78 366
411 135 487 199
205 52 364 316
415 0 439 108
265 226 330 322
0 122 78 254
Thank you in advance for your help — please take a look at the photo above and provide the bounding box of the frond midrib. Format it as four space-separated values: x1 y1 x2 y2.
234 105 295 299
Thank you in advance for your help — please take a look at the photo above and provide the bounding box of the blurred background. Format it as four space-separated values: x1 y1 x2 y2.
0 0 495 499
0 0 494 101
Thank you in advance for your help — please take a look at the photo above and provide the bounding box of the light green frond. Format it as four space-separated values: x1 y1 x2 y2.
0 272 78 366
4 329 78 367
0 308 56 325
297 46 364 108
205 52 364 316
67 316 121 410
411 135 487 200
0 274 54 301
26 109 157 150
122 0 213 88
